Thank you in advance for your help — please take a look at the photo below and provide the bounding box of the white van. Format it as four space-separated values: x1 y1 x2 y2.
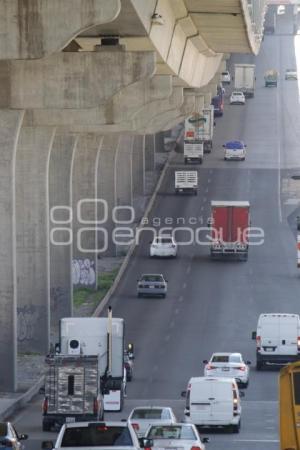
252 313 300 370
182 377 242 433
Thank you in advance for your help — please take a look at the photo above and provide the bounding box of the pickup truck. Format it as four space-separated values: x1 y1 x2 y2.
175 171 198 195
41 421 152 450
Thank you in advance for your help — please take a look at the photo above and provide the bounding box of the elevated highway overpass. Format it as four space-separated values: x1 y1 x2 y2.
0 0 267 391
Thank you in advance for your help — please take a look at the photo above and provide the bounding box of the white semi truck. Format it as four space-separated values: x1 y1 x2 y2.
234 64 256 98
55 310 125 412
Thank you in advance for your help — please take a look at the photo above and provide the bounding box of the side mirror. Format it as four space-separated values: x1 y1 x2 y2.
252 331 257 340
121 419 127 422
202 437 210 443
222 144 225 147
184 409 190 417
139 438 153 448
42 441 54 450
19 434 28 440
181 390 187 398
246 361 251 365
213 121 216 126
165 279 168 283
203 360 208 364
239 391 245 398
244 144 247 147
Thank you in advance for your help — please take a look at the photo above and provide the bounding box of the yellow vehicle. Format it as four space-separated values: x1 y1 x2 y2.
279 361 300 449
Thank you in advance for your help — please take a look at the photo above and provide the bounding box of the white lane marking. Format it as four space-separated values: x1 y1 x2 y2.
203 197 207 202
233 440 279 443
205 187 209 192
174 308 179 315
186 265 191 274
276 81 282 223
207 178 211 183
178 296 183 302
182 282 187 289
169 321 175 329
200 205 204 211
165 335 170 342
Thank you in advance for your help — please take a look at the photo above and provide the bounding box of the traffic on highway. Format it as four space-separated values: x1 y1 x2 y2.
4 5 300 450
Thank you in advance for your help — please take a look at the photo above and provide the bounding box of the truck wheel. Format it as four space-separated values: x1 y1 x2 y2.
231 421 241 433
42 421 51 432
184 158 187 165
199 159 203 165
194 190 197 196
256 360 263 371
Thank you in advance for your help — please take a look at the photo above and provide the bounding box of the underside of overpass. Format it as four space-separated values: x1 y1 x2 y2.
0 0 266 391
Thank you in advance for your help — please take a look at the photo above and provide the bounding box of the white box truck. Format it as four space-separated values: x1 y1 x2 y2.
197 106 214 153
175 171 198 195
58 314 125 411
234 63 256 98
252 313 300 370
182 377 242 433
184 142 203 164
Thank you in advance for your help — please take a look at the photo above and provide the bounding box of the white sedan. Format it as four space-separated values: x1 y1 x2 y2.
150 236 177 258
230 91 246 105
285 69 297 80
128 407 177 437
203 352 251 388
145 424 209 450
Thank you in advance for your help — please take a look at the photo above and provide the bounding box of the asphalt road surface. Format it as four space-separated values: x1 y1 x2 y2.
10 7 300 450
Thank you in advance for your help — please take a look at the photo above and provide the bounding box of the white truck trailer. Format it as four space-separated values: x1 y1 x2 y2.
197 106 214 153
184 115 204 164
175 171 198 195
58 313 125 412
234 64 256 98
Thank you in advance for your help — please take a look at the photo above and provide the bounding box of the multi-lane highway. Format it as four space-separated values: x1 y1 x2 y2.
9 8 300 450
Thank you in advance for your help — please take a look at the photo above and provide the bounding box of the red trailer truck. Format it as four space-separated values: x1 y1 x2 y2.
209 201 250 261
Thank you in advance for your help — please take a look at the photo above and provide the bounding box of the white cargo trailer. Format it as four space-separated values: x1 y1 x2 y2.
234 64 256 98
175 171 198 195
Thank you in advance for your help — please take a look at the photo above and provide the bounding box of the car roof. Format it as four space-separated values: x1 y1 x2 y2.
62 421 129 428
131 406 169 410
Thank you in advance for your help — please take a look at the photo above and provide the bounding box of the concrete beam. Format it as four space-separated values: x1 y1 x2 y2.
0 0 121 59
0 110 24 391
0 52 155 109
23 75 171 129
16 126 56 354
72 134 102 289
49 134 77 331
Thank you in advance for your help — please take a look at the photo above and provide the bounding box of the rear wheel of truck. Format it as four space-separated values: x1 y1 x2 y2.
199 158 203 165
231 421 241 433
42 421 51 432
256 360 263 371
194 190 197 196
184 158 187 164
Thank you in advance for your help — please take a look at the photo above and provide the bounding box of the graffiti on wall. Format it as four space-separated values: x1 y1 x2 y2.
72 259 96 286
18 306 40 342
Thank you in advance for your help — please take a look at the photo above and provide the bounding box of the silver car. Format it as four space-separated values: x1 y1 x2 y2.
145 424 209 450
137 274 168 298
128 407 177 437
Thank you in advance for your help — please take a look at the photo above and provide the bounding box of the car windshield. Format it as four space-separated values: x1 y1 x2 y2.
61 425 133 447
142 275 163 282
147 425 196 440
212 355 229 363
232 92 242 96
155 237 172 244
225 141 244 149
229 354 242 363
131 409 163 419
0 423 7 438
222 72 229 76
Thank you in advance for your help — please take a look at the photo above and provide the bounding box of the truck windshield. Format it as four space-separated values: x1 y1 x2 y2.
61 426 133 447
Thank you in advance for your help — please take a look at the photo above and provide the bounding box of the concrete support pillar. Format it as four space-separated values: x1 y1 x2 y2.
72 134 101 290
97 135 119 257
16 126 56 354
49 134 77 330
132 135 145 199
144 135 155 172
0 110 24 391
114 135 134 254
155 131 165 153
